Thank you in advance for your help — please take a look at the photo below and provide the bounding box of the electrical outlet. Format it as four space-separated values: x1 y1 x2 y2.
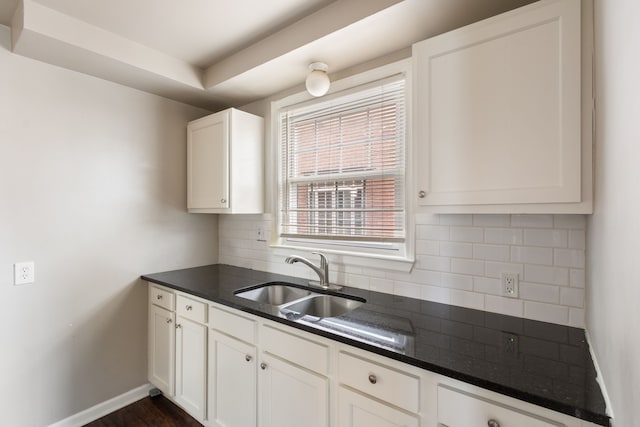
14 261 35 285
501 272 519 298
256 226 266 242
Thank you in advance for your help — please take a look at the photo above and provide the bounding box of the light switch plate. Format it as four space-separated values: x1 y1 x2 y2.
14 261 35 285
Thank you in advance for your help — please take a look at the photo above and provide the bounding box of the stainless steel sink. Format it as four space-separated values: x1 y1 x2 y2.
234 282 365 319
234 283 312 305
281 294 364 319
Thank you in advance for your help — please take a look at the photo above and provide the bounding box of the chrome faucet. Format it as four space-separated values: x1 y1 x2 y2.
285 252 340 290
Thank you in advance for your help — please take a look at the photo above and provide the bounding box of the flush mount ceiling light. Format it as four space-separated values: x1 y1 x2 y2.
305 62 330 97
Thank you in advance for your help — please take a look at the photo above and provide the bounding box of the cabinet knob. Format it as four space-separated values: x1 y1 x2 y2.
245 355 252 362
220 198 227 204
368 374 377 384
488 420 500 427
166 318 172 324
260 362 267 370
185 305 193 311
156 294 163 300
418 190 426 198
175 324 182 329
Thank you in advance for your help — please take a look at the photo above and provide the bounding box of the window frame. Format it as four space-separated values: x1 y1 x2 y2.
268 60 414 271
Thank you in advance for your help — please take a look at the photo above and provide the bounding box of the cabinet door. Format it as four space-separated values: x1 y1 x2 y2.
259 353 328 427
209 330 257 427
338 386 419 427
148 304 175 397
413 0 581 209
175 316 207 421
187 110 229 210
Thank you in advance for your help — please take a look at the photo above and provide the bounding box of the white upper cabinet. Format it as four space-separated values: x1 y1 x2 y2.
187 108 264 214
413 0 592 213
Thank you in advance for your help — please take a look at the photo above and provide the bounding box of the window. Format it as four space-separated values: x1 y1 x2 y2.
278 75 407 252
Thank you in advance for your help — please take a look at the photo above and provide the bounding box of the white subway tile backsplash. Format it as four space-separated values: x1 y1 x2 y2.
473 244 510 261
416 255 450 272
524 229 568 248
439 241 473 258
569 308 585 328
450 289 485 310
219 214 587 328
511 246 553 265
417 224 450 240
485 295 524 317
524 301 569 324
440 214 473 226
569 269 585 288
450 226 484 242
393 281 422 299
420 284 451 304
473 214 511 227
553 214 586 229
416 239 439 255
369 277 394 294
519 282 560 304
484 228 523 245
511 214 553 228
441 273 473 290
568 230 586 249
524 265 569 286
560 287 585 308
554 248 585 268
485 261 524 278
473 277 502 295
451 258 485 276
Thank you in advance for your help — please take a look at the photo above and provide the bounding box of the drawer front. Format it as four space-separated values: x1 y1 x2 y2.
210 305 256 344
261 324 329 376
149 285 174 311
438 385 564 427
338 351 420 413
176 294 207 324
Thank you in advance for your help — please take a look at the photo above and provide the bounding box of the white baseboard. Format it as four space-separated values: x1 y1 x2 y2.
48 383 153 427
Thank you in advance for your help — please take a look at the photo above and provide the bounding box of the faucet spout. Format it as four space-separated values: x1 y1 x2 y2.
285 252 334 289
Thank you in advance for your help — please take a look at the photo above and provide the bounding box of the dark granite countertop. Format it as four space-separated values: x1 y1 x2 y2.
142 264 609 426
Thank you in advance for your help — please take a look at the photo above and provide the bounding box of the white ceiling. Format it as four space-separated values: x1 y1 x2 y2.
2 0 536 110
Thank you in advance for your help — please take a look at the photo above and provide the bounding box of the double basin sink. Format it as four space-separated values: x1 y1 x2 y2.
234 282 365 319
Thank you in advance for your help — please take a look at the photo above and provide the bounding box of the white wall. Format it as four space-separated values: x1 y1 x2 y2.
0 25 218 426
587 1 640 425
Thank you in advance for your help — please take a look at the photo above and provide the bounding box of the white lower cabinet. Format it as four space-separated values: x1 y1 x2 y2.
148 284 600 427
338 386 419 427
259 352 329 427
148 303 175 397
208 330 256 427
174 316 207 422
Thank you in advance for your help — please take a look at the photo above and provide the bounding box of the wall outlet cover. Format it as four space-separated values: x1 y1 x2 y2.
14 261 35 285
501 272 519 298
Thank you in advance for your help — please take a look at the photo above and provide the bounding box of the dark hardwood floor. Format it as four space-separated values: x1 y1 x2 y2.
84 396 202 427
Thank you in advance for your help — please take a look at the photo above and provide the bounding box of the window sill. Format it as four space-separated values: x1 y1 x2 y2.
271 242 415 273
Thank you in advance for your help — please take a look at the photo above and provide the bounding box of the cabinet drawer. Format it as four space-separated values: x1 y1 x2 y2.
338 351 420 413
176 294 207 324
438 385 564 427
149 285 174 311
261 324 329 376
210 305 256 344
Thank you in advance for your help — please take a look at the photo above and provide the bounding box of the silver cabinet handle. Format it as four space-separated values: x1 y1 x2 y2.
488 420 500 427
368 374 377 384
156 294 163 300
418 190 426 198
186 305 193 311
166 318 172 324
220 198 227 204
175 324 182 329
260 362 267 370
245 355 252 362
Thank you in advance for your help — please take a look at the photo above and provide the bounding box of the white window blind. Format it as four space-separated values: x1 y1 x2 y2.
279 76 406 243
